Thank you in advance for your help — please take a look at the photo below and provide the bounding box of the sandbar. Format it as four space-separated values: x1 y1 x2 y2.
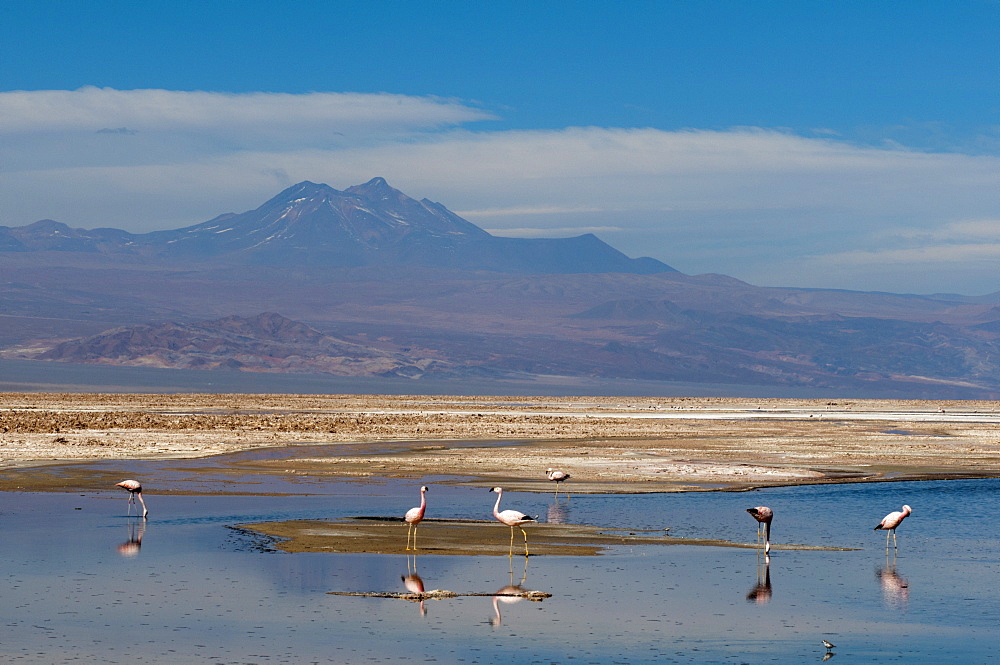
3 393 1000 494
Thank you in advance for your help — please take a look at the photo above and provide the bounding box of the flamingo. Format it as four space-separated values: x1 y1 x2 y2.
404 486 428 551
545 468 570 496
490 487 536 556
746 506 772 554
116 479 148 518
874 504 911 549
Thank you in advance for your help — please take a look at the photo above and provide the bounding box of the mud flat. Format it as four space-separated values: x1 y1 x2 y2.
3 392 1000 492
235 517 857 556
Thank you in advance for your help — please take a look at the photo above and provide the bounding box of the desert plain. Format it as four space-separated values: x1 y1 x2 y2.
3 392 1000 494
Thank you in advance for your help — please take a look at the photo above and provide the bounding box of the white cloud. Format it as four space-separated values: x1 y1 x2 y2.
486 226 623 238
813 243 1000 266
456 205 605 218
4 88 1000 294
0 87 492 140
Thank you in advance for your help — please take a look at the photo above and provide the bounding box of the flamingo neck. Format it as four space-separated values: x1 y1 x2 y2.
493 491 503 519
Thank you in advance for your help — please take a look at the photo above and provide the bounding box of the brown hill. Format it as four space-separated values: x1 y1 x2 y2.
4 181 1000 397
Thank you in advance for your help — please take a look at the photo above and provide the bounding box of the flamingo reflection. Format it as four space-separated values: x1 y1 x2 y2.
401 555 427 616
546 498 569 524
489 555 530 627
116 517 145 558
746 552 772 605
876 553 909 609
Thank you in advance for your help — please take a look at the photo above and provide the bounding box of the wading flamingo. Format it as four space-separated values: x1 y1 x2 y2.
116 479 148 518
545 468 570 496
874 504 911 549
405 486 429 551
746 506 772 554
490 487 536 556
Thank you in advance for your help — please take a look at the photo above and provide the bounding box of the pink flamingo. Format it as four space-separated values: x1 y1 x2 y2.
746 506 772 554
116 479 148 518
874 504 911 549
545 468 570 496
491 487 536 556
405 486 428 551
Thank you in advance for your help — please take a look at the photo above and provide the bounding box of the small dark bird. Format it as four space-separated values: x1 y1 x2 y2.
822 639 836 651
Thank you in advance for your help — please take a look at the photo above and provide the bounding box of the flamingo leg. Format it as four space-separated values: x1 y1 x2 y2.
508 526 515 557
406 523 413 551
413 525 418 551
136 493 148 519
520 527 530 556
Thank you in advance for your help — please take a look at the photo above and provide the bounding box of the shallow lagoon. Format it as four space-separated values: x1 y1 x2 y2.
2 458 999 663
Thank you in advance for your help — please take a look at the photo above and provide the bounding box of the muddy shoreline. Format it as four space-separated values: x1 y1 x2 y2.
4 393 1000 493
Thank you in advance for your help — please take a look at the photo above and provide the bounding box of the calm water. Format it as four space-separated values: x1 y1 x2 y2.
2 462 999 663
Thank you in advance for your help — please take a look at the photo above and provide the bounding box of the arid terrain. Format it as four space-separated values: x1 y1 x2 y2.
3 393 1000 493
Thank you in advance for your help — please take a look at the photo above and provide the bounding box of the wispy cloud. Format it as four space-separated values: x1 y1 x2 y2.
486 226 623 238
457 205 605 218
0 87 492 140
813 243 1000 266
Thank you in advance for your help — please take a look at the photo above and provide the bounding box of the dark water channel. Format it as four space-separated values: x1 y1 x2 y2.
2 457 999 663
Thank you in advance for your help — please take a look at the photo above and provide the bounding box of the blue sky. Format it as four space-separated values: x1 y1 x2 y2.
2 1 999 294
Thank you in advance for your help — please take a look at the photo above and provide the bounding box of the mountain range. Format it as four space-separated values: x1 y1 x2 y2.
0 178 670 274
3 178 1000 398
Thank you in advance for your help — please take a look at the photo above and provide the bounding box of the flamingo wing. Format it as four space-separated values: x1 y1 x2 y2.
497 509 534 526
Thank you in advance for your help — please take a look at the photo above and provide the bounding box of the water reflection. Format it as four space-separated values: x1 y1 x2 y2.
490 556 530 628
401 555 427 616
746 553 772 605
877 552 910 610
116 517 145 558
547 498 569 524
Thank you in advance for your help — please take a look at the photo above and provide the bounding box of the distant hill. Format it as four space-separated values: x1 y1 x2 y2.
4 179 1000 398
31 312 475 379
0 178 673 274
